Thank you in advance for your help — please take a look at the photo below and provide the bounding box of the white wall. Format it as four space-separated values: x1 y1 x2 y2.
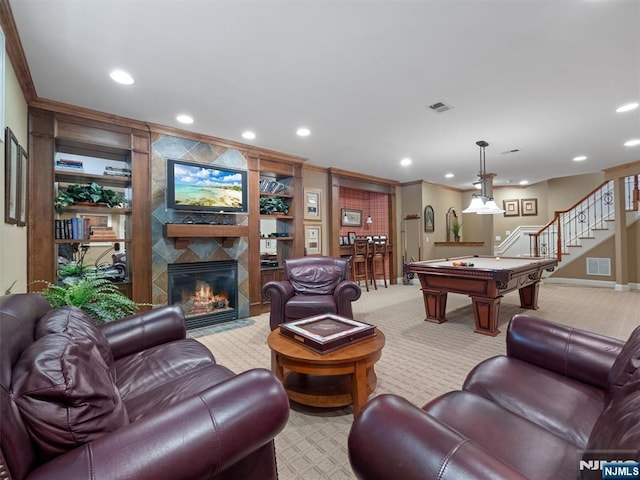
1 53 29 294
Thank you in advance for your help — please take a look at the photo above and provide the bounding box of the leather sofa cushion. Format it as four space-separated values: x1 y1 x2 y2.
114 338 217 400
424 391 579 480
285 294 338 320
35 306 116 381
463 356 603 447
606 325 640 404
12 332 128 461
124 363 236 422
289 264 343 295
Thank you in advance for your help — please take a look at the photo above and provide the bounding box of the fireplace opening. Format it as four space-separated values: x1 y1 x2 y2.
167 260 238 329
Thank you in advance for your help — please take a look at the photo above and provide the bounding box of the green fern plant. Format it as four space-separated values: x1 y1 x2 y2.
33 277 142 324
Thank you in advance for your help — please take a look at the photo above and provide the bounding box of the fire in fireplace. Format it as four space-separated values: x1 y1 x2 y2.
167 260 238 329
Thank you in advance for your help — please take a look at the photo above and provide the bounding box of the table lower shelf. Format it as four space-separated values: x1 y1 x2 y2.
282 370 376 409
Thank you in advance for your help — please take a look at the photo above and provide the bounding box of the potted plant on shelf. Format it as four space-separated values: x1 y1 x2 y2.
259 196 289 215
451 218 462 242
55 182 126 213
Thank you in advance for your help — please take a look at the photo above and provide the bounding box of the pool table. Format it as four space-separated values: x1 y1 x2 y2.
407 255 558 336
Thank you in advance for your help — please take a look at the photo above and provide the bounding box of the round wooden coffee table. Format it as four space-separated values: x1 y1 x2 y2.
267 327 385 415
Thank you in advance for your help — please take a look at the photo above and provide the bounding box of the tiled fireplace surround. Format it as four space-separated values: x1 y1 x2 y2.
150 134 250 321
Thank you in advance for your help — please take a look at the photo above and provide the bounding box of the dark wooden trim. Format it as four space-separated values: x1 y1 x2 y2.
0 0 37 102
328 167 398 188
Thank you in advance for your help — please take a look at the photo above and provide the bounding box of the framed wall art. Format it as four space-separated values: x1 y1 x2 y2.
521 198 538 216
503 199 520 217
424 205 434 232
4 127 20 224
341 208 362 227
17 146 28 226
305 224 322 255
303 187 322 220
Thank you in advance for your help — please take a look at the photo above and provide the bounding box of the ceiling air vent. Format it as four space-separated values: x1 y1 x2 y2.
428 101 453 113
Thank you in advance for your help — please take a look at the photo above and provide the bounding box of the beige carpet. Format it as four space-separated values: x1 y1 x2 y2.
191 281 640 480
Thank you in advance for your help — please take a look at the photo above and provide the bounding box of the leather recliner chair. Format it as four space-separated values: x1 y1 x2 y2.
263 256 362 331
348 313 640 480
0 293 290 480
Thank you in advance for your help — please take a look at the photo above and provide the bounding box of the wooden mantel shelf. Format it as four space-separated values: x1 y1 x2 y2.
164 224 249 248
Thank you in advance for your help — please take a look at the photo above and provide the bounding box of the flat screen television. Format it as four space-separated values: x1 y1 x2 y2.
166 159 248 213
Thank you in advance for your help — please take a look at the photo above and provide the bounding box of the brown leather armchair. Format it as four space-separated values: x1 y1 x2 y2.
263 256 362 331
1 293 290 480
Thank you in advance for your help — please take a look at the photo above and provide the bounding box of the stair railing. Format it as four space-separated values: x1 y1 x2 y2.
529 175 638 261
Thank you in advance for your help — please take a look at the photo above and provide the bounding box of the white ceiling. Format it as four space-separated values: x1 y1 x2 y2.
9 0 640 189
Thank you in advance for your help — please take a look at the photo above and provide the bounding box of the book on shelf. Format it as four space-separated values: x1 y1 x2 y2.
104 166 132 177
259 179 288 194
55 218 91 240
55 159 84 171
103 170 132 178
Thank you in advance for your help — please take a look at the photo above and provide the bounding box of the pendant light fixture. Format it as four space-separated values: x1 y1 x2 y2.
463 140 505 214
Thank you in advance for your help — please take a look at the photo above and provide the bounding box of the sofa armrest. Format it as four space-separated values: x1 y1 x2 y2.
334 280 361 319
348 394 527 480
99 305 187 360
26 369 289 480
263 281 295 330
507 314 623 389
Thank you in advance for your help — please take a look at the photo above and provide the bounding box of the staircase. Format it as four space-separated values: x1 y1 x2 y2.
498 175 639 272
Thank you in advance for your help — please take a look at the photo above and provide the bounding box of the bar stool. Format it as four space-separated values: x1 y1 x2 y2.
369 237 388 289
351 237 370 292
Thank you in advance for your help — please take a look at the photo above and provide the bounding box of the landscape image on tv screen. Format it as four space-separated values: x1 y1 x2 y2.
170 160 245 211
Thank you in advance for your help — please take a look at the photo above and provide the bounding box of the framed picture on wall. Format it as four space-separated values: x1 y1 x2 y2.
503 199 520 217
303 187 322 220
4 127 19 225
424 205 434 232
18 146 28 226
305 224 322 255
341 208 362 226
521 198 538 216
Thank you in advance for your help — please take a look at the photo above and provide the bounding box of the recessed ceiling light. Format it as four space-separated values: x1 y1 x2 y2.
242 131 256 140
400 158 412 166
519 180 529 185
616 102 639 113
573 155 587 161
176 114 194 124
109 70 134 85
296 127 311 137
624 139 640 147
445 173 454 178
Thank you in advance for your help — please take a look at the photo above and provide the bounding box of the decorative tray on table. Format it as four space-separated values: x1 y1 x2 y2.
279 313 376 354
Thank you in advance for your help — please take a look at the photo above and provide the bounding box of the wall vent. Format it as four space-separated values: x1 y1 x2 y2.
428 101 453 113
586 257 611 276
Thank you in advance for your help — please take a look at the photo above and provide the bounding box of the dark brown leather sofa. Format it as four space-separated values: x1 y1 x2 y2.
348 314 640 480
1 293 290 480
263 256 361 330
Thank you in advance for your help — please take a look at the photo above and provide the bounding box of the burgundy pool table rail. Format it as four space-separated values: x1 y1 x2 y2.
407 255 558 336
